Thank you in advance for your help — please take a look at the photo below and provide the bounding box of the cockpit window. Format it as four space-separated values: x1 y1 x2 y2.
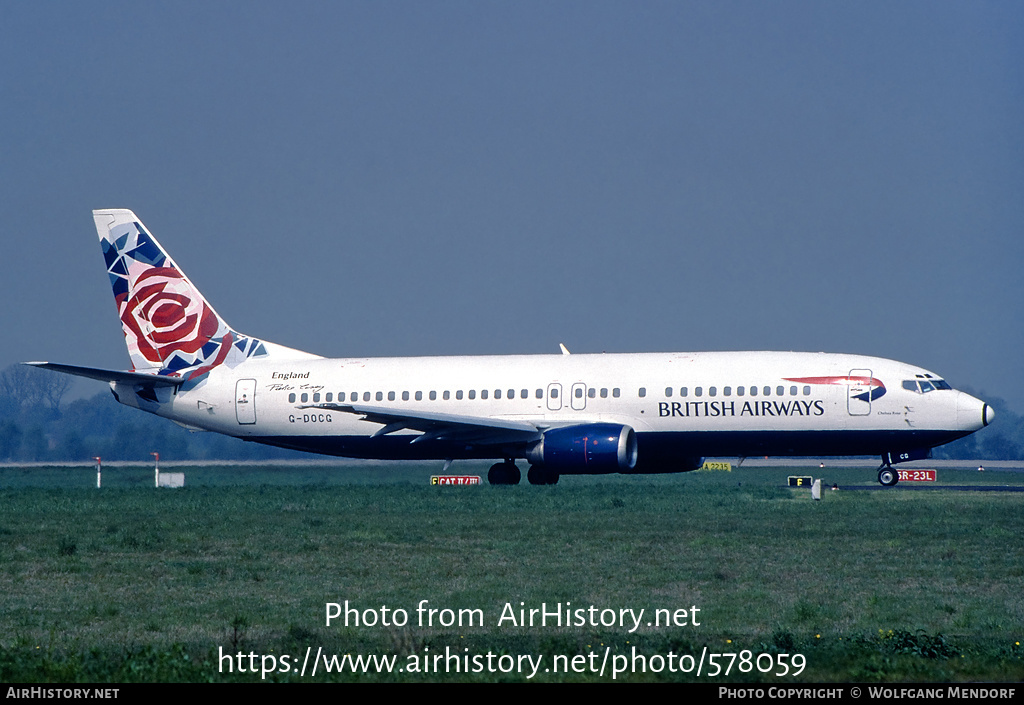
903 377 952 393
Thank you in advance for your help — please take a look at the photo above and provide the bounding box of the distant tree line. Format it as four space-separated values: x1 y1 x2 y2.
0 365 305 462
0 364 1020 462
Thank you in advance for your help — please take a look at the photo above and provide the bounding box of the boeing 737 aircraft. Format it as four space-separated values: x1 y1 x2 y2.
28 209 994 486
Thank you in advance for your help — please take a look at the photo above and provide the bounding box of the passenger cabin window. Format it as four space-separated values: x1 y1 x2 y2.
612 388 620 398
695 387 703 397
665 387 673 397
638 387 646 398
288 393 296 403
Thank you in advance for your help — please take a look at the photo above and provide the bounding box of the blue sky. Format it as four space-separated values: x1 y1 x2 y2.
2 2 1022 412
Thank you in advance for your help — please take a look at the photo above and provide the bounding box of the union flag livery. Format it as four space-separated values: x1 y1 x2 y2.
784 376 887 403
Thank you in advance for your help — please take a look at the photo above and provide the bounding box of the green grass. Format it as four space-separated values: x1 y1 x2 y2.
1 463 1023 681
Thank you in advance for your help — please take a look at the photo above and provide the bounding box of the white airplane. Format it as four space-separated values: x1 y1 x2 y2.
28 209 994 486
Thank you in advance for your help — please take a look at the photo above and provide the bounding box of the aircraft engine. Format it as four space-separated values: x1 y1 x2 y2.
527 423 638 474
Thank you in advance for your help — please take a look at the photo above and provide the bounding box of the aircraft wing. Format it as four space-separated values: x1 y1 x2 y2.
297 403 544 445
23 362 185 388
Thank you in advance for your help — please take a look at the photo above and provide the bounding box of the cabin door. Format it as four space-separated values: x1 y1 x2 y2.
547 383 562 411
235 379 257 424
847 369 873 416
571 383 587 411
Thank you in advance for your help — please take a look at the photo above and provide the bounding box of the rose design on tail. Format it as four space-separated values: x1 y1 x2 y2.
117 266 220 368
97 211 267 382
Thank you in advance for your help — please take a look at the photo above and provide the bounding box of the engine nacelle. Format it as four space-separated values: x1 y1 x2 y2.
527 423 638 474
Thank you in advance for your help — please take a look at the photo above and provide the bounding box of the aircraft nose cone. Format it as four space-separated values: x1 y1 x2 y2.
956 392 992 432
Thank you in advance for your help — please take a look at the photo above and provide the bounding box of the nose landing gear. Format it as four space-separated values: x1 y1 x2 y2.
877 463 899 487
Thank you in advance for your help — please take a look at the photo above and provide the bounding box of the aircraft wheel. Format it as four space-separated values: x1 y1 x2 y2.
488 462 521 485
527 465 547 485
487 463 506 485
878 466 899 487
527 465 560 485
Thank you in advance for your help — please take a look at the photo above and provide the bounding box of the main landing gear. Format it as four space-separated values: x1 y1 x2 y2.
527 465 559 485
487 460 521 485
487 461 560 485
877 463 899 487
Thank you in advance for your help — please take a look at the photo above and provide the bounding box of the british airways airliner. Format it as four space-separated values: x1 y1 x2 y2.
28 210 994 486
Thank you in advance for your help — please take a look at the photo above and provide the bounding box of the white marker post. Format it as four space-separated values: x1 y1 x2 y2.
94 456 102 489
152 452 160 488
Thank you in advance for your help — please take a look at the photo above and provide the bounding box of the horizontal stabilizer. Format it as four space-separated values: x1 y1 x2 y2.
23 362 184 388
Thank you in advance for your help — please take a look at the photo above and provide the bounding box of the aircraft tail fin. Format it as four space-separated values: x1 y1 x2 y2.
93 209 317 381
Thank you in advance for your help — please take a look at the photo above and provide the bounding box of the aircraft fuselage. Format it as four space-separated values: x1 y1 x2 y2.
117 349 990 470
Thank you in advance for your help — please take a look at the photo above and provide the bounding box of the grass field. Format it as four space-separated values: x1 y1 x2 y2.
1 462 1022 682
